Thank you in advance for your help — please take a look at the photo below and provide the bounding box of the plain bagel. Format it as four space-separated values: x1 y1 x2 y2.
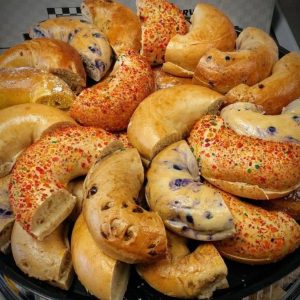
162 3 236 77
0 103 76 178
83 148 167 264
193 27 278 93
188 115 300 200
225 52 300 114
9 125 123 240
127 84 223 162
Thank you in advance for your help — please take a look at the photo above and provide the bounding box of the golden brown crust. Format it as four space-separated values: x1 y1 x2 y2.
193 27 278 94
225 52 300 114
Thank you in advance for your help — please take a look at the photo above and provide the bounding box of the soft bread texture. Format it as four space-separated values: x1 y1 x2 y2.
0 103 76 178
11 221 73 289
70 50 155 131
137 0 187 65
81 0 141 55
225 52 300 114
0 38 86 93
146 140 235 241
193 27 278 93
127 84 223 161
137 231 228 299
0 175 14 253
162 3 236 77
9 125 122 240
0 67 74 109
67 178 84 222
221 100 300 143
29 17 112 81
213 188 300 264
71 214 130 300
188 115 300 200
83 148 167 264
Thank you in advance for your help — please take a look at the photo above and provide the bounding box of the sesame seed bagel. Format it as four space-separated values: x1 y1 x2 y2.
70 50 155 131
83 148 167 264
146 140 235 241
193 27 278 94
162 3 236 77
0 103 76 178
225 52 300 114
9 125 123 240
213 187 300 264
29 17 112 81
136 231 228 299
188 115 300 200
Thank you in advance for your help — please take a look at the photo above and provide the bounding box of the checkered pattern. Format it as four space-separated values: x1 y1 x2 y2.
47 7 82 19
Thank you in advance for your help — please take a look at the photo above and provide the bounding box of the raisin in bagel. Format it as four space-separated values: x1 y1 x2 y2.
127 85 223 162
146 140 235 241
81 0 141 55
0 67 74 109
0 38 86 93
29 17 112 81
9 125 122 240
193 27 278 94
70 50 155 131
71 214 130 300
0 103 76 178
137 0 187 65
188 115 300 200
162 3 236 77
83 148 167 264
225 52 300 114
11 221 73 289
213 187 300 264
136 231 228 299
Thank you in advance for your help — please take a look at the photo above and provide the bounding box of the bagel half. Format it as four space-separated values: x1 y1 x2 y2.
127 84 223 161
137 231 228 299
188 115 300 200
83 148 167 264
193 27 278 93
225 52 300 114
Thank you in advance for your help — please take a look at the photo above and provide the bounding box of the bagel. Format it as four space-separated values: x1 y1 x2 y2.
162 3 236 77
136 231 228 299
146 140 235 241
127 84 223 161
0 103 76 178
29 17 112 81
225 52 300 114
188 115 300 200
9 125 123 240
11 221 73 289
0 175 14 253
0 38 86 93
81 0 141 55
193 27 278 94
220 100 300 143
67 178 84 222
0 67 74 109
137 0 187 65
71 214 130 300
213 187 300 264
70 49 155 131
83 148 167 264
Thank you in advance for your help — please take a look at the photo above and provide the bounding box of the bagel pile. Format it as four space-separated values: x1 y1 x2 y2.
1 0 300 299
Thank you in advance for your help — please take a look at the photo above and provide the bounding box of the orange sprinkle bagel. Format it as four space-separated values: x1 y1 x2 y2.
9 125 122 241
70 50 155 132
188 115 300 200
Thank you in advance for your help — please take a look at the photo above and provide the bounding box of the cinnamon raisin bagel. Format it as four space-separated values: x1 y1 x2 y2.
9 125 122 240
188 115 300 200
193 27 278 94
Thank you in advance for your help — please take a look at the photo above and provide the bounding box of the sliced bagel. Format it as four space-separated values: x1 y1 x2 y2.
83 148 167 264
146 140 235 241
137 231 228 299
127 84 223 161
